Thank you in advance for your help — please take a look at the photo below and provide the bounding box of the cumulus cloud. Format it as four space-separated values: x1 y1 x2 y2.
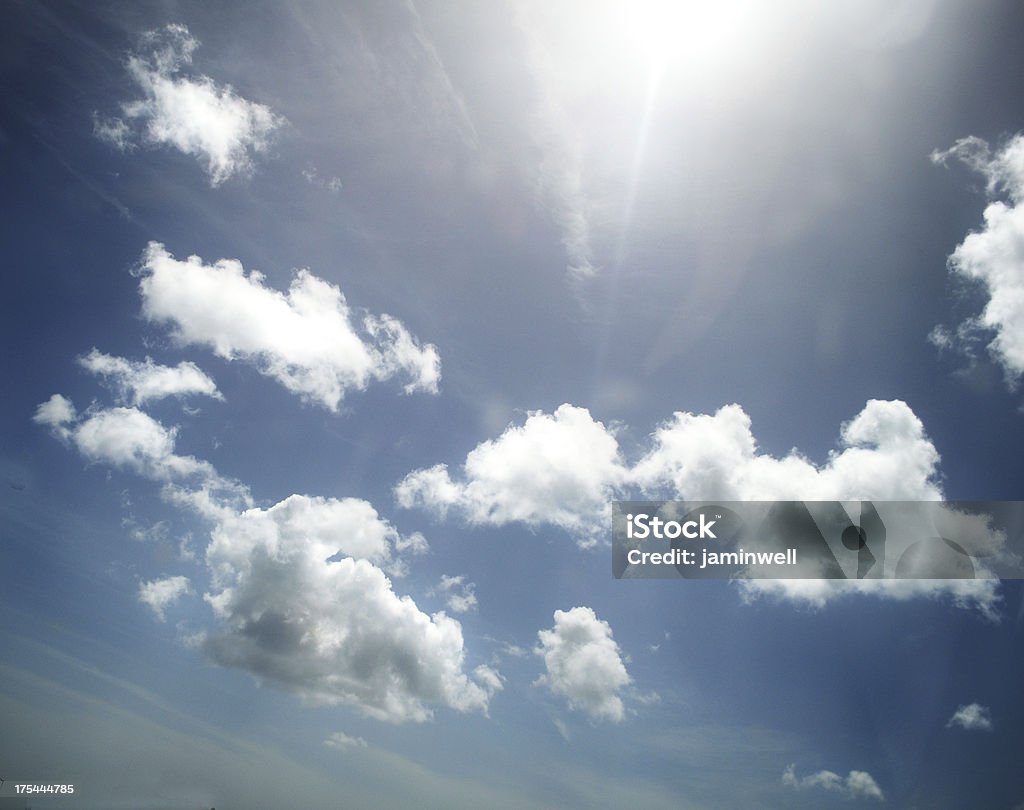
782 764 884 801
397 398 1001 618
432 575 478 613
203 541 495 723
32 394 77 439
35 394 491 725
79 349 221 405
137 243 440 410
33 396 251 521
395 404 626 547
208 494 426 579
535 607 631 723
323 731 368 750
398 399 939 544
932 134 1024 386
138 575 191 621
947 702 993 731
632 399 941 501
96 24 284 185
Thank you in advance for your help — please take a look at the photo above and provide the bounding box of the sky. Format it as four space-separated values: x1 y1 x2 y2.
3 0 1024 807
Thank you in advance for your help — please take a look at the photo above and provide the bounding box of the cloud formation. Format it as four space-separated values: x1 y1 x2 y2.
137 243 441 410
947 702 993 731
202 539 494 723
397 398 1000 617
138 575 191 621
433 574 478 614
34 398 215 482
932 134 1024 386
34 394 491 725
95 24 284 185
80 349 221 405
398 399 940 545
323 731 368 750
535 606 631 723
395 404 625 547
782 763 884 801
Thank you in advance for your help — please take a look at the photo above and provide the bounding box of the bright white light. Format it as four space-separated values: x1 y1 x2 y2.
608 0 757 75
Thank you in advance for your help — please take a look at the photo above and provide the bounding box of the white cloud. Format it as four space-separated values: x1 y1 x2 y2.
92 113 133 151
323 731 368 751
535 607 631 723
737 577 1001 622
632 399 941 501
35 393 492 725
32 394 77 439
137 243 441 411
69 406 215 481
932 134 1024 386
397 399 1002 618
138 575 191 621
395 404 626 548
783 764 884 801
34 396 252 520
202 539 495 723
433 574 478 613
518 8 595 278
98 24 284 185
208 494 426 578
79 349 221 405
947 702 993 731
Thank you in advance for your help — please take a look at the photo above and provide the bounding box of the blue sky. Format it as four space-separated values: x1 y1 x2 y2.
4 1 1024 807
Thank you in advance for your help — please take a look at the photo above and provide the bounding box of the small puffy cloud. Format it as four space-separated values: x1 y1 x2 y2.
535 606 631 723
79 349 221 405
932 134 1024 386
70 406 215 481
395 404 626 547
97 24 284 185
137 243 440 411
472 664 504 695
947 702 993 731
783 764 884 801
138 575 191 621
32 394 77 439
323 731 368 751
433 574 478 613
